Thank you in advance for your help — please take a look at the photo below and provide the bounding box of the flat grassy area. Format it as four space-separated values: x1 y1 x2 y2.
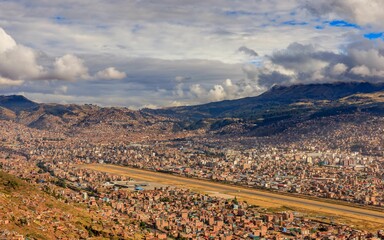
80 164 384 231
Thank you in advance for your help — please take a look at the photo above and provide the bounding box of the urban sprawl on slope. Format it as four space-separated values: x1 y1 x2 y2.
1 113 384 239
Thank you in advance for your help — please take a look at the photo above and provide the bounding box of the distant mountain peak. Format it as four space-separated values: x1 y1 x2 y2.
259 81 384 102
0 94 32 101
1 95 30 102
144 81 384 121
0 95 38 112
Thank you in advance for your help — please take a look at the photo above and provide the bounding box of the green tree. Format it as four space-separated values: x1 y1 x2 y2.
139 221 147 229
56 179 66 188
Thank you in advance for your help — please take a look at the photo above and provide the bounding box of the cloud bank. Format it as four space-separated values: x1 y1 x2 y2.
304 0 384 28
0 27 126 87
0 0 384 108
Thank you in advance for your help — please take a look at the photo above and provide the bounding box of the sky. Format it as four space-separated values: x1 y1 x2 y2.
0 0 384 108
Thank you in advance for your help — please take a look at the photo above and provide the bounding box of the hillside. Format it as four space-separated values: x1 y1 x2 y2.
148 81 384 119
143 82 384 135
0 171 103 239
0 95 39 112
0 98 179 136
0 81 384 137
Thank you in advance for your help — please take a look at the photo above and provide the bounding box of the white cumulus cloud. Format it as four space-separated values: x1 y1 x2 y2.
331 63 348 76
52 54 90 81
95 67 126 80
0 27 125 86
0 28 44 85
0 28 16 53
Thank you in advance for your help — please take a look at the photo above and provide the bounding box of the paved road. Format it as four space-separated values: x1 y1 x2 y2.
86 164 384 223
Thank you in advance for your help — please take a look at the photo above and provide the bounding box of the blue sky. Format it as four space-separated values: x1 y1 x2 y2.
0 0 383 108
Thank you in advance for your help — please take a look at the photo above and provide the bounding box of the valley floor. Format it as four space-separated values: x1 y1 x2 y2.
81 163 384 232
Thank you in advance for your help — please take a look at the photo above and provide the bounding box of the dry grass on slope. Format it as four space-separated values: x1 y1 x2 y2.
0 171 104 240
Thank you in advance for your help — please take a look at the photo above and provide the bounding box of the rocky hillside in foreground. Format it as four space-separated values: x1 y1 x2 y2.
0 170 103 239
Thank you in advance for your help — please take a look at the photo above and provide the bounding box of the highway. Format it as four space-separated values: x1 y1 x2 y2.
82 164 384 225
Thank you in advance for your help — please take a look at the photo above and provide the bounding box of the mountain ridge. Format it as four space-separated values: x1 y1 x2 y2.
150 81 384 119
1 81 384 136
0 95 39 112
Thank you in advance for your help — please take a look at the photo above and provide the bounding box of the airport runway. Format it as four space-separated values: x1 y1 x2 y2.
82 164 384 225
